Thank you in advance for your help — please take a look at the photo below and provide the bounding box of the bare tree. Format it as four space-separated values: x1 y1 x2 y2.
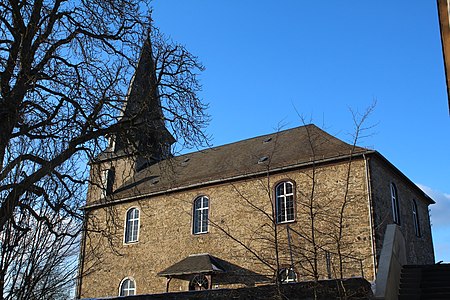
333 103 376 279
1 189 78 299
205 128 293 300
208 106 375 299
0 1 208 298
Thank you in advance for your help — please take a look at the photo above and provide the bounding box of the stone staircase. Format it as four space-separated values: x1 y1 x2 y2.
398 264 450 299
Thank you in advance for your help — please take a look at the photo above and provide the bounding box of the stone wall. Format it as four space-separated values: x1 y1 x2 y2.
86 154 137 205
90 278 374 300
368 155 435 265
79 158 376 298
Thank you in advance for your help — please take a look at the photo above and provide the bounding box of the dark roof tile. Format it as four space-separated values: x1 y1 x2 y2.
111 124 368 200
157 253 225 276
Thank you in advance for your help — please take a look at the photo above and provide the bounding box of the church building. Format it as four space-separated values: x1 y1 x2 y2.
76 39 435 299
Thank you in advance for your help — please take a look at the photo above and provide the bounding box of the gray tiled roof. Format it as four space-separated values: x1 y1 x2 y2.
110 124 368 201
158 253 225 276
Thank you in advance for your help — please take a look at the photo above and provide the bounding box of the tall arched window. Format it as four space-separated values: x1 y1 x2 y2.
124 208 139 243
390 183 400 225
412 200 421 237
193 196 209 234
119 278 136 296
275 181 295 223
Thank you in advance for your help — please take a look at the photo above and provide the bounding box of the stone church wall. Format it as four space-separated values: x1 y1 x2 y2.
79 158 376 298
368 155 435 266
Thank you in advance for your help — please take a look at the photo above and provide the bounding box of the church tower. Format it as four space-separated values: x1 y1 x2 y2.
86 34 175 205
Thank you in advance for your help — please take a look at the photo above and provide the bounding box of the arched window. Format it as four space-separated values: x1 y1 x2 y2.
275 181 295 223
390 183 400 225
119 278 136 296
193 196 209 234
124 208 139 243
412 200 421 237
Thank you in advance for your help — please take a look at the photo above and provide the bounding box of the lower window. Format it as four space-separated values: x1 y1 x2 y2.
119 278 136 296
278 267 297 283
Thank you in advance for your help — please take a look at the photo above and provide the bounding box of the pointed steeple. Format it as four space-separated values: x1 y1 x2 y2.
115 31 175 170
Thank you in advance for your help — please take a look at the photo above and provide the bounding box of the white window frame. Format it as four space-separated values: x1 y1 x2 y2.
124 207 140 244
412 199 421 237
193 196 209 234
119 277 136 296
275 181 295 224
390 183 400 225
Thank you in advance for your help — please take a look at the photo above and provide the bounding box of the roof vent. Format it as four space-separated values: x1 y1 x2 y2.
181 157 190 166
263 137 272 143
152 178 160 184
258 156 269 164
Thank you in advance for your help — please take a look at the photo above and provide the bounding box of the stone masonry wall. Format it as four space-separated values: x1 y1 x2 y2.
86 155 136 205
368 155 434 265
79 158 375 298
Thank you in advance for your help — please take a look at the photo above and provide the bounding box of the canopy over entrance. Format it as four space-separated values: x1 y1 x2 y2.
158 253 225 277
158 253 226 292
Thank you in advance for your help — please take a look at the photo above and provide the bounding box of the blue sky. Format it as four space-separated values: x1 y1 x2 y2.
152 1 450 262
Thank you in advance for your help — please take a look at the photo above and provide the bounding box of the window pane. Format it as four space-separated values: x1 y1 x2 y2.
286 182 293 194
195 198 201 209
201 219 208 232
125 226 131 242
129 279 135 289
279 198 286 222
194 216 200 233
286 196 294 221
132 220 138 240
276 196 282 223
277 184 284 195
121 281 125 294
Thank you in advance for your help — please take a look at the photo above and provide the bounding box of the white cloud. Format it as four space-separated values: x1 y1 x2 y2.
417 184 450 227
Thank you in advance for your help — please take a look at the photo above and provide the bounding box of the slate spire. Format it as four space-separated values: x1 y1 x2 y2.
115 31 175 169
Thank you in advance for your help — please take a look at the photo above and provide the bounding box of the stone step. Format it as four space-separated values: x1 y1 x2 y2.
421 287 450 293
420 280 450 287
398 294 421 300
398 264 450 300
421 294 450 300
